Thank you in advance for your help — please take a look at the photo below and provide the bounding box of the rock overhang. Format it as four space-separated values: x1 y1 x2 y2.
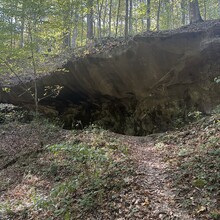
1 20 220 135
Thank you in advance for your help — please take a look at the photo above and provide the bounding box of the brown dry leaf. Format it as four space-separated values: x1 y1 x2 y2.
141 197 150 206
196 206 207 213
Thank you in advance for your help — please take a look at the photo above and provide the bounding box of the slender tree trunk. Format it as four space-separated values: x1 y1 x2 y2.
166 1 171 29
109 0 113 36
125 0 129 38
97 0 104 39
20 19 25 48
63 31 70 48
97 2 101 38
93 20 96 38
28 22 38 117
13 1 25 48
170 0 174 29
103 0 108 37
156 0 161 31
129 0 133 35
115 0 121 37
189 0 203 24
71 28 78 48
219 0 220 17
10 18 13 48
181 0 186 25
62 15 71 48
147 0 151 31
71 12 79 48
203 0 207 20
141 18 144 32
68 29 71 47
87 0 94 39
119 21 123 36
81 15 84 46
136 18 138 33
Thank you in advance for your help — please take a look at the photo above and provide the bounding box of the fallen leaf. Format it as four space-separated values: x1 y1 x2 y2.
197 206 207 213
141 197 150 206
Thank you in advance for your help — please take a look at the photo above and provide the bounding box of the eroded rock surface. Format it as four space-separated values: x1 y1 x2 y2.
1 20 220 135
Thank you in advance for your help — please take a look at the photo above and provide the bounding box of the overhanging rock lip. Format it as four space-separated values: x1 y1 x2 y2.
1 20 220 135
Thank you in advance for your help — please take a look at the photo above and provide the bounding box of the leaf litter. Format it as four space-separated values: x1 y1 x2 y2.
0 110 219 219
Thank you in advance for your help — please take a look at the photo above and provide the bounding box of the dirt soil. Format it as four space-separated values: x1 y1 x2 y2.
0 111 219 219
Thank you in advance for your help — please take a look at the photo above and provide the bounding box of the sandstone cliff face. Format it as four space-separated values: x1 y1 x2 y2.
1 21 220 135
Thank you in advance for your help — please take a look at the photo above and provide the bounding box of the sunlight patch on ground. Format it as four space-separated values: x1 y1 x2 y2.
0 173 50 215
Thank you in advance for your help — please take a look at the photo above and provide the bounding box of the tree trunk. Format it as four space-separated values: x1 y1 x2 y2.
115 0 121 37
125 0 129 38
93 20 96 38
189 0 203 24
63 32 70 48
103 0 108 37
71 13 78 48
28 22 39 117
87 0 94 39
156 0 161 31
81 15 84 46
18 1 25 48
119 20 123 36
97 0 104 39
203 0 207 20
146 0 151 31
129 0 133 35
170 0 174 29
20 19 25 48
219 0 220 17
109 0 113 36
10 18 13 48
181 0 186 25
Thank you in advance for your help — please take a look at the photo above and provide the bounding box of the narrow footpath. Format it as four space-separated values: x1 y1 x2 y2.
121 135 194 220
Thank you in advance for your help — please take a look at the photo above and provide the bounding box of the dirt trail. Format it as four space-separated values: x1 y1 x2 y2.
121 135 194 220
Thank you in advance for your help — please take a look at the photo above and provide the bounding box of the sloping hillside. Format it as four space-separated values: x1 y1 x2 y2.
0 108 219 219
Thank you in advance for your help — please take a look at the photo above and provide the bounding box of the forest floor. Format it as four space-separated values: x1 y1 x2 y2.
0 108 219 220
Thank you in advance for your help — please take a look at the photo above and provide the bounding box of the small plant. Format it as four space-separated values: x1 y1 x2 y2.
0 201 15 217
155 142 166 150
187 111 202 120
48 162 58 177
37 132 131 219
192 178 207 188
210 210 220 220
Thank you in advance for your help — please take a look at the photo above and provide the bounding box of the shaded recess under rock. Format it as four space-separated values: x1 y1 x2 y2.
1 20 220 135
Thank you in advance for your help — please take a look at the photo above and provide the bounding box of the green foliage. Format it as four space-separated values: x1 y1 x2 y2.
37 131 131 218
155 113 220 216
187 111 202 120
192 178 207 188
210 211 220 220
0 0 219 56
2 87 11 93
0 104 31 124
176 137 220 192
0 201 15 216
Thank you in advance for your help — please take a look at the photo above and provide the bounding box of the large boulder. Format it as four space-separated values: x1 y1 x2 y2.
1 20 220 135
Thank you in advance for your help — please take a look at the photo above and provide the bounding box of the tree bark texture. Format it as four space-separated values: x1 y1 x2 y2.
189 0 203 24
87 0 94 39
147 0 151 31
